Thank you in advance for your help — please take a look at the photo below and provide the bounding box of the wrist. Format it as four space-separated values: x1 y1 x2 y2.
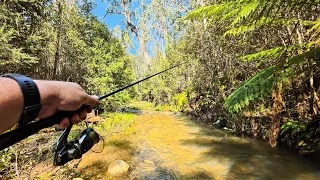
34 80 60 118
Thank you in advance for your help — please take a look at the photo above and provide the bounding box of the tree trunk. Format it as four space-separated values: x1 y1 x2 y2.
269 86 285 147
309 60 317 118
53 2 62 79
120 0 151 66
200 0 207 27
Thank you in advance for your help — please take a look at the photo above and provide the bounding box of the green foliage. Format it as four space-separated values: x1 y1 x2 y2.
0 0 46 73
125 101 155 110
155 104 178 112
308 17 320 41
187 0 320 113
280 121 307 137
173 92 188 111
0 0 135 110
186 0 320 42
225 47 320 112
96 112 136 134
182 0 320 152
0 147 13 171
0 25 37 66
279 120 320 151
84 19 134 110
225 65 277 112
239 45 292 62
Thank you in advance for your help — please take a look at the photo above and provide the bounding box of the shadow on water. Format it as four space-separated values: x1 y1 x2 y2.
180 171 213 180
139 166 214 180
82 160 109 177
106 139 135 151
119 107 143 115
181 120 320 179
78 137 137 179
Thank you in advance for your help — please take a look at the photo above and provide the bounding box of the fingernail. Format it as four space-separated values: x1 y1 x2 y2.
91 95 99 100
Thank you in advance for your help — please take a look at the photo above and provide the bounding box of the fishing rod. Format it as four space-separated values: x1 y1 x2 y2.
0 64 181 159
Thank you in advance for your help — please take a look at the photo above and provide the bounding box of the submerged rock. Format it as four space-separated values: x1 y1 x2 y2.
107 160 130 176
143 160 155 165
140 166 177 180
87 116 103 123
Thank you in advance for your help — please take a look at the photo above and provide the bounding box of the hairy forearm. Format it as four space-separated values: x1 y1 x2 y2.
0 77 97 134
0 79 60 133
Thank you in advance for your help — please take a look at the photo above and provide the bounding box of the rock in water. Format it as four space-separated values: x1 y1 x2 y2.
87 116 103 123
107 160 130 176
143 160 155 165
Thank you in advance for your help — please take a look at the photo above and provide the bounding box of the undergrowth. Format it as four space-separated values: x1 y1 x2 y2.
0 110 139 179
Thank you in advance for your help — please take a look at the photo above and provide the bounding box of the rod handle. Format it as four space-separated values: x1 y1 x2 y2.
0 105 91 151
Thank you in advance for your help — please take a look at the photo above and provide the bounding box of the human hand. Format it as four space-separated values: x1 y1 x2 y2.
34 80 99 129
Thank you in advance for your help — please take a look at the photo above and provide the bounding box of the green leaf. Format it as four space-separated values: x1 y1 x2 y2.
225 47 320 112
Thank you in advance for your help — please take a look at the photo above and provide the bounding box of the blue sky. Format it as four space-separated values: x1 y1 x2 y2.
92 0 139 55
92 0 125 30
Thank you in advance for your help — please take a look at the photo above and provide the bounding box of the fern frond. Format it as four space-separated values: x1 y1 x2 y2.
185 2 235 21
223 25 256 36
225 47 320 112
307 18 320 38
224 17 315 36
240 45 301 62
221 8 241 21
206 2 234 19
240 47 285 62
185 5 215 20
224 16 272 36
231 0 260 25
225 65 277 112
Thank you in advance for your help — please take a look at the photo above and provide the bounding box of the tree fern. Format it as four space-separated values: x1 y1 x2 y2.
186 0 320 112
187 0 316 35
224 17 272 36
225 47 320 112
225 65 277 112
221 8 241 21
184 5 215 20
231 0 261 25
185 2 234 21
240 44 300 62
307 18 320 39
224 18 315 36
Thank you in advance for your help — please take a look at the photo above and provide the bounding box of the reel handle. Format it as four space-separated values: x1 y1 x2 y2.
0 105 91 151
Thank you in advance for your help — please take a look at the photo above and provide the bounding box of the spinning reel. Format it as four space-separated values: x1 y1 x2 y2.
54 123 100 166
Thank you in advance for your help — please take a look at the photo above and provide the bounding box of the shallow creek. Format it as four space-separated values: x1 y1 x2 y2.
77 111 320 180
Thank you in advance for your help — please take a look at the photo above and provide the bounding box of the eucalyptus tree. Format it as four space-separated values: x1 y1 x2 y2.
104 0 151 66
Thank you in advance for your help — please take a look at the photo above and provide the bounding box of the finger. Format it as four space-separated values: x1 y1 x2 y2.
79 110 87 120
71 114 81 124
84 95 99 105
86 107 93 113
58 118 70 129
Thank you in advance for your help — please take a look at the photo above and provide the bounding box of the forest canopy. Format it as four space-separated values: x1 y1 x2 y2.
0 0 134 110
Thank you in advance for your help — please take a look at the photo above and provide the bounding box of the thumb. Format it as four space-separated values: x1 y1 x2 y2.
84 95 99 105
